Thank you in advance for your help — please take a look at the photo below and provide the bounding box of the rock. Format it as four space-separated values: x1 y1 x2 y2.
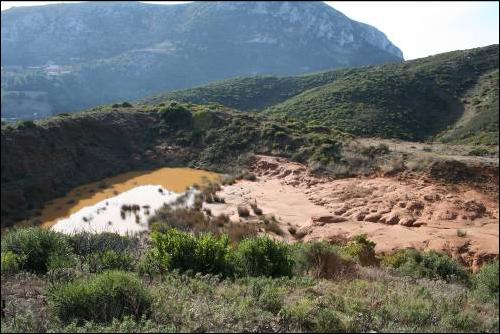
311 215 348 226
355 212 366 221
382 212 400 225
364 213 381 223
334 208 347 215
407 200 424 211
423 193 441 202
438 210 458 220
399 217 416 227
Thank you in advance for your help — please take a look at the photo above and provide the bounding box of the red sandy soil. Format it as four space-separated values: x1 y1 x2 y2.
205 155 499 271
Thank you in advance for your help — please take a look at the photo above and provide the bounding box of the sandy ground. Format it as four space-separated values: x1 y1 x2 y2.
205 155 499 271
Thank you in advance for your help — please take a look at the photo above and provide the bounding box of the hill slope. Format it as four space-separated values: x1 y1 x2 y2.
141 69 363 111
144 45 499 143
1 1 402 119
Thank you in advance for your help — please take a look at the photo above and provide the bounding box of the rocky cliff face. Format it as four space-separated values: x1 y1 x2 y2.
1 1 403 119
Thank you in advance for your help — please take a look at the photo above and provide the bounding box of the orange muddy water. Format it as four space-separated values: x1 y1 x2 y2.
32 168 219 229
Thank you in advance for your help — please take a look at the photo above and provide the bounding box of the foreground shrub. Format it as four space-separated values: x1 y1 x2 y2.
341 234 378 266
1 228 73 273
70 232 136 258
88 250 135 273
234 236 293 277
471 261 499 304
150 229 233 276
293 241 355 279
49 270 151 323
383 249 470 283
1 251 24 275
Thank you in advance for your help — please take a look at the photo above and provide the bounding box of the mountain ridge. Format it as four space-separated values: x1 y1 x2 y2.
1 1 402 119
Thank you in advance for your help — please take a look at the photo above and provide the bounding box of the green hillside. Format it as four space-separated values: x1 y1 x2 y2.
145 45 498 144
265 45 499 142
437 69 499 145
142 69 361 111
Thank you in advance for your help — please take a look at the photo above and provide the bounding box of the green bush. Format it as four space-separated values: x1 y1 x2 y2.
88 250 135 273
1 228 73 273
341 234 378 266
194 233 234 276
150 229 233 276
49 270 151 323
293 241 353 278
158 102 193 130
16 120 37 129
234 236 294 278
383 249 470 283
1 251 24 275
471 261 499 304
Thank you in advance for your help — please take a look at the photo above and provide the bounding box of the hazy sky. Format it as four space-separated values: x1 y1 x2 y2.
2 1 498 60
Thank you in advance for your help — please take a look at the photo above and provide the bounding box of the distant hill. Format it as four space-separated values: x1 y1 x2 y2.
1 1 402 119
149 45 498 144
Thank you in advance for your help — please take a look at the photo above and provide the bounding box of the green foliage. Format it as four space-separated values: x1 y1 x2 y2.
471 261 499 304
193 109 215 133
150 229 233 277
158 102 193 130
49 270 151 323
1 228 73 273
1 251 24 275
341 234 378 266
88 250 135 273
361 143 390 157
16 120 37 129
292 241 353 278
382 249 470 283
266 45 498 141
234 236 294 278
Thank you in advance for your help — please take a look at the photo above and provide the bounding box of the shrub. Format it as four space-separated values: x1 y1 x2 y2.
195 233 234 276
468 147 490 156
237 206 250 217
121 102 133 108
384 249 470 283
16 120 37 129
70 232 136 259
88 250 135 273
341 234 378 266
471 261 499 304
150 229 233 277
1 251 24 275
234 236 293 277
361 143 390 157
158 102 193 130
138 250 164 281
263 217 283 236
49 270 151 323
293 241 354 279
250 201 263 215
1 228 73 273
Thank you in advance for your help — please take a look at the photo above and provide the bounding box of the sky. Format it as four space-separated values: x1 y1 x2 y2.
1 1 498 60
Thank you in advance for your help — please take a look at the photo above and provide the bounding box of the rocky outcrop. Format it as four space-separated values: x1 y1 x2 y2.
221 155 499 268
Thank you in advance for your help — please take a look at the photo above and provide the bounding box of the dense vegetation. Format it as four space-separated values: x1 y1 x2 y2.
266 45 499 142
143 69 359 111
145 44 499 144
1 226 498 333
437 69 499 145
